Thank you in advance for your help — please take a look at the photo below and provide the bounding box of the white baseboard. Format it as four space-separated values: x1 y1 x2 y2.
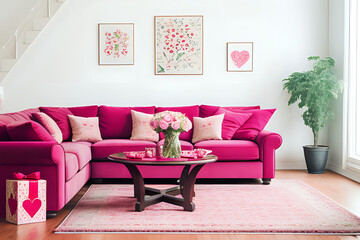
327 162 360 183
276 162 307 169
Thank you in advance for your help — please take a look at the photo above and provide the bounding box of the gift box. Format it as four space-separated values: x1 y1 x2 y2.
6 176 46 225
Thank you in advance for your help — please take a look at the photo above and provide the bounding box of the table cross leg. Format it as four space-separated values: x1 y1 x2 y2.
180 164 204 211
123 163 146 211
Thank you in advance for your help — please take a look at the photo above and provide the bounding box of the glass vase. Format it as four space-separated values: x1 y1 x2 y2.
162 131 181 158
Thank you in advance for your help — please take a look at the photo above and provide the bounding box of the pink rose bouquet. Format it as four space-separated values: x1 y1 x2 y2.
150 111 192 133
150 111 192 158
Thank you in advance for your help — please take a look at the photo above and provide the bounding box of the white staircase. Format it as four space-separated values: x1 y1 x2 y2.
0 0 65 84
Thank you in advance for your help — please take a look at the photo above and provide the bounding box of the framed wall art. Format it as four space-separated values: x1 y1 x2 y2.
154 15 203 75
98 23 134 65
227 42 253 72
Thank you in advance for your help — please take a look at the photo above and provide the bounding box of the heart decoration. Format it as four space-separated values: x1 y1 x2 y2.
22 198 42 218
8 193 17 216
231 50 250 69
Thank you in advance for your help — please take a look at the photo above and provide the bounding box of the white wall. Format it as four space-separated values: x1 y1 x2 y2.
1 0 330 168
328 0 346 170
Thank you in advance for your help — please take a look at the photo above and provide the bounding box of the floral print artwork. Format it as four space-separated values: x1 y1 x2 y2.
98 23 134 65
104 30 129 58
155 16 203 75
227 42 253 72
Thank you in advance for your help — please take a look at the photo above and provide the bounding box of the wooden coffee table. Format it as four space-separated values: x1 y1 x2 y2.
108 153 217 212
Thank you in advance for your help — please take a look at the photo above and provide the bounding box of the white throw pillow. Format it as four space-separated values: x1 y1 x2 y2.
192 114 225 144
130 110 159 142
68 115 102 143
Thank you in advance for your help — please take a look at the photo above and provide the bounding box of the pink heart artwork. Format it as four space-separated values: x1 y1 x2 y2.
22 198 42 218
8 193 17 216
231 50 250 69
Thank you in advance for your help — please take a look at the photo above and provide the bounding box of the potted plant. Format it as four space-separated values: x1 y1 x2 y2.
282 56 343 173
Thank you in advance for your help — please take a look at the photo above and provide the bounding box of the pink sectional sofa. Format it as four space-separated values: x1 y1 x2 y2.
0 105 282 217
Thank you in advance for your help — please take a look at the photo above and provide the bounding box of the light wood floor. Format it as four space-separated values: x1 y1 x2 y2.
1 170 360 240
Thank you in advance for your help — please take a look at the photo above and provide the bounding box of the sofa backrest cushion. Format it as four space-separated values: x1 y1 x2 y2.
39 107 74 141
6 120 55 141
67 105 98 117
0 108 40 141
199 105 260 118
156 105 199 142
98 106 156 139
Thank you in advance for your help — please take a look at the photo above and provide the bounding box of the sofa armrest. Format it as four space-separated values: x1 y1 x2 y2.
0 141 66 217
0 141 65 166
256 130 282 179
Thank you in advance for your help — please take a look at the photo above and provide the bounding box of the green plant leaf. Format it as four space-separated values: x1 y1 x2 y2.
115 44 119 51
282 56 343 146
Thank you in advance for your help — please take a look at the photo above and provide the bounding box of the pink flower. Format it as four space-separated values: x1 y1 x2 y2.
152 120 159 129
182 118 192 132
159 120 169 130
171 121 180 130
163 114 173 123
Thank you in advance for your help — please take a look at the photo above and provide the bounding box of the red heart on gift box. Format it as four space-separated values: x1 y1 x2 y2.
8 193 17 216
23 198 42 218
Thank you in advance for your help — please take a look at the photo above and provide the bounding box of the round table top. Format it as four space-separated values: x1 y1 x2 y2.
108 153 218 166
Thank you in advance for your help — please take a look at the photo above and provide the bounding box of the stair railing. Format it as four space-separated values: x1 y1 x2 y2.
0 0 51 60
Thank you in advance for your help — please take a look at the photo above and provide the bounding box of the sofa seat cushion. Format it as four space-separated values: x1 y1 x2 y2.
157 139 194 151
92 139 156 160
194 140 259 161
65 153 79 181
61 142 92 169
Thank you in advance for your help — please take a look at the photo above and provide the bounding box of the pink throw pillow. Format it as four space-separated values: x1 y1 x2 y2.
192 114 224 144
214 108 252 140
33 112 63 143
68 115 102 143
6 120 55 141
130 110 159 142
39 107 73 141
231 109 276 141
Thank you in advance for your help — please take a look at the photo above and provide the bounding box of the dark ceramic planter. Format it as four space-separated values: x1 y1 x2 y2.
303 145 329 174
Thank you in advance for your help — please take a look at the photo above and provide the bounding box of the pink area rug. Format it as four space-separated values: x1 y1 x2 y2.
55 181 360 234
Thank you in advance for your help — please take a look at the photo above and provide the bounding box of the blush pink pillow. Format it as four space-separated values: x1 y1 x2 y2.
231 109 276 141
68 115 102 143
39 107 73 141
214 108 252 140
130 110 159 142
6 120 55 141
192 114 224 144
33 112 63 143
